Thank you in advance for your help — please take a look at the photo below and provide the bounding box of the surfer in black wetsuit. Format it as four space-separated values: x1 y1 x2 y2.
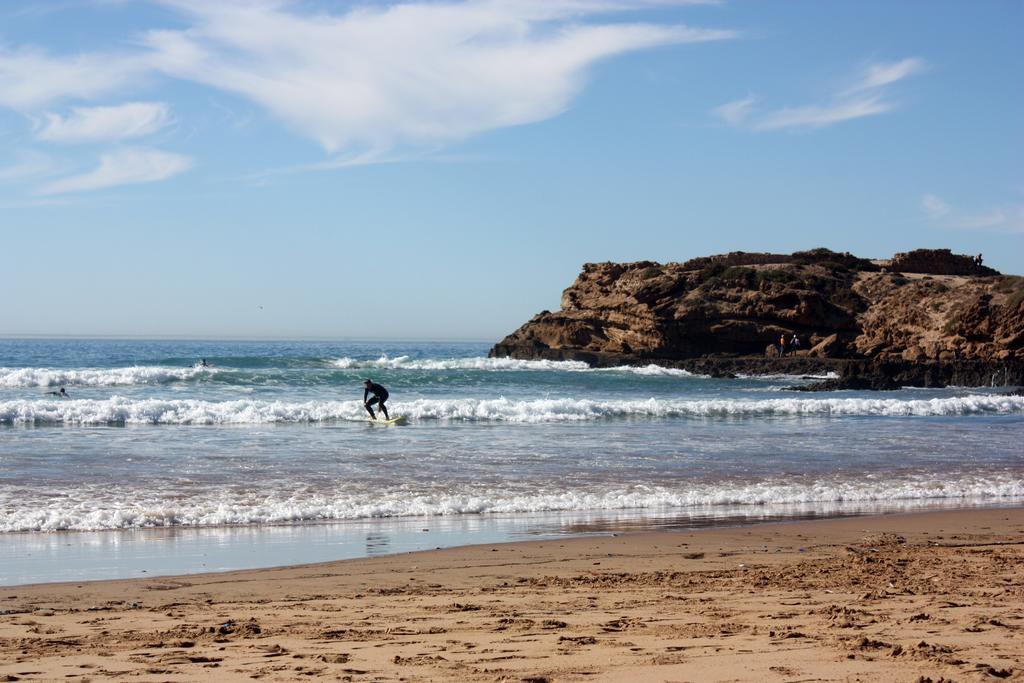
48 387 69 398
363 379 389 420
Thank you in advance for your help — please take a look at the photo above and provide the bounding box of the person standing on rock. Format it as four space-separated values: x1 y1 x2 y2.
791 334 801 352
779 334 788 357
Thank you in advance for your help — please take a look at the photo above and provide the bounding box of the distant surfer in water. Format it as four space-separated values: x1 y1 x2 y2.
363 379 390 421
48 387 69 398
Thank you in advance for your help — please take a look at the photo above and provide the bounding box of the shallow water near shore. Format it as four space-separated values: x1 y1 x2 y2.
2 500 1018 585
1 338 1022 585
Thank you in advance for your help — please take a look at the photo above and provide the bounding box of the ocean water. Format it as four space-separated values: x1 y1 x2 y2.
1 338 1022 584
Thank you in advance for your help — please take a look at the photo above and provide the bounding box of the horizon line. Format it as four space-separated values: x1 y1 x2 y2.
0 334 498 344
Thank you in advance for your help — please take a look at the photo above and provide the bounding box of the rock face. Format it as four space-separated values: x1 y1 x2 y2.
490 248 1024 389
887 248 998 277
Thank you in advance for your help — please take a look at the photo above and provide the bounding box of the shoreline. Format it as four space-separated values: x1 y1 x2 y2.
3 507 1022 681
5 499 1021 587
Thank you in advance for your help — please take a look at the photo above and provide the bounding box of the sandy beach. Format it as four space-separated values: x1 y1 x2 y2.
1 508 1021 682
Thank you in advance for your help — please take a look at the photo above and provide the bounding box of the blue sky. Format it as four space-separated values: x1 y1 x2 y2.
1 0 1021 340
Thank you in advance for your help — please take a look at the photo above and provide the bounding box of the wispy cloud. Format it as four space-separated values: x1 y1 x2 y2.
715 58 926 131
237 144 497 185
921 193 1024 234
842 57 927 95
712 95 756 125
0 46 148 110
754 94 891 130
35 102 172 142
921 193 951 220
0 0 734 189
242 149 416 184
0 197 70 209
39 147 192 195
0 150 58 182
141 1 736 153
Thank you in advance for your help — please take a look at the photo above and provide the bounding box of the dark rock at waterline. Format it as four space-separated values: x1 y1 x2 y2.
490 248 1023 389
791 359 1024 392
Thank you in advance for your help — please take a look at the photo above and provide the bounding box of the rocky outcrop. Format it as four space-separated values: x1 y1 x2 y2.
808 333 842 358
792 358 1022 391
679 248 879 273
887 248 998 277
489 248 1024 389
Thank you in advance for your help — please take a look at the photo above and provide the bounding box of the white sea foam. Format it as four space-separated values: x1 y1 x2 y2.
0 359 704 384
1 394 1021 425
332 355 702 376
331 355 593 371
601 364 695 377
735 371 839 380
0 366 209 388
3 475 1021 532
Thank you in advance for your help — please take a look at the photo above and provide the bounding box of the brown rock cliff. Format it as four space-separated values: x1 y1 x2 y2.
490 249 1024 387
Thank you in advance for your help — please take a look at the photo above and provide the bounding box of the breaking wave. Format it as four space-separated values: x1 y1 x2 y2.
331 355 698 376
3 475 1021 532
2 394 1022 425
0 359 700 388
332 355 590 371
0 365 211 388
606 364 696 377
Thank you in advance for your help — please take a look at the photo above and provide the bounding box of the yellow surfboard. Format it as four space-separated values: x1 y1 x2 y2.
369 415 407 425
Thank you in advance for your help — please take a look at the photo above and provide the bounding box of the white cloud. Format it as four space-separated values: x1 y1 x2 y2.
142 1 735 153
921 193 1024 234
0 150 58 182
0 197 69 209
35 102 171 142
0 46 148 110
1 1 734 179
844 57 927 95
712 95 756 125
715 57 926 132
754 95 891 131
921 193 951 220
38 147 192 195
953 209 1009 230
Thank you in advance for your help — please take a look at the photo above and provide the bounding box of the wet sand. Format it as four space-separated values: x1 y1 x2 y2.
2 508 1022 681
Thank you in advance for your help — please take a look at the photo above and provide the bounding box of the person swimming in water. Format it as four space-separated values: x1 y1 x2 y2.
48 387 69 398
362 379 389 420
